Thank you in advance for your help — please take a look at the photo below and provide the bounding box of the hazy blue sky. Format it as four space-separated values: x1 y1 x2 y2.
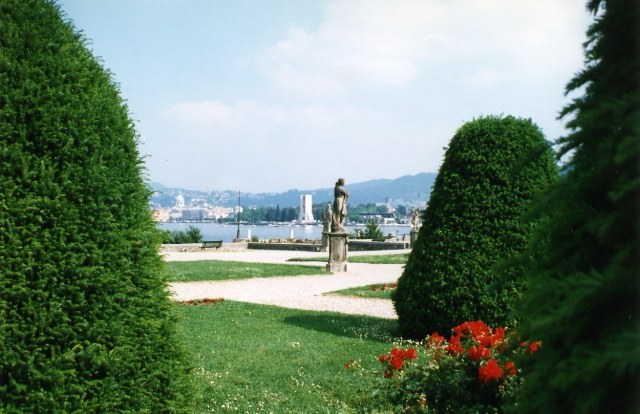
57 0 591 193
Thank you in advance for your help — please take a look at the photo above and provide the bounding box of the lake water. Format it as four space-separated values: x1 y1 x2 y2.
158 222 413 242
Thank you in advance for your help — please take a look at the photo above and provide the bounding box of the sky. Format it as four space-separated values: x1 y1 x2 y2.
56 0 592 193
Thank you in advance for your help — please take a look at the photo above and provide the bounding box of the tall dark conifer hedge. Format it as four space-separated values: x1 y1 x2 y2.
512 1 640 412
0 1 193 411
392 115 557 338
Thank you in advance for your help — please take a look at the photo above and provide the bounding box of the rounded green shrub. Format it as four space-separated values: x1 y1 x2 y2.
0 1 194 412
393 115 557 338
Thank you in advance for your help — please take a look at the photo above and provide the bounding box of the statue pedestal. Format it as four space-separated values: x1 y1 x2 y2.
410 229 419 247
326 232 348 272
321 231 329 252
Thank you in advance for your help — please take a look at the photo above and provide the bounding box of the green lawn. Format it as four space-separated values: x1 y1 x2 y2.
326 283 397 300
176 301 398 413
288 253 408 265
165 260 327 282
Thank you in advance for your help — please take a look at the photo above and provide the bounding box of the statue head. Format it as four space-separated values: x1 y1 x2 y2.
336 178 345 186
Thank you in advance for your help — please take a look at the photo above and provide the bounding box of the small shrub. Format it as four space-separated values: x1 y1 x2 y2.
159 229 174 244
168 225 204 243
351 222 385 240
350 321 537 414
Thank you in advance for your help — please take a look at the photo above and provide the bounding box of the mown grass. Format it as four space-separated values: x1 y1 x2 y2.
326 283 397 300
288 253 409 265
165 260 327 282
176 301 398 413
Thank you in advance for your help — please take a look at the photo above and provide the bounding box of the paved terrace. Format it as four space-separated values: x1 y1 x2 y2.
164 248 410 319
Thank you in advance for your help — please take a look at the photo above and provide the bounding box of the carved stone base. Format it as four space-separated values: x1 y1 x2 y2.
410 229 419 247
326 232 348 272
321 231 329 252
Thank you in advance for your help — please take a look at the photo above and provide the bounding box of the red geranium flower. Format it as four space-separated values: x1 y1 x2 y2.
390 354 404 370
428 332 445 346
453 321 490 339
446 335 464 355
528 341 541 354
478 359 503 383
467 345 491 362
503 361 517 376
403 347 418 360
478 327 505 347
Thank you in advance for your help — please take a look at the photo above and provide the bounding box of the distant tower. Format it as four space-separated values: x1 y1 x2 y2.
175 193 185 210
299 194 314 223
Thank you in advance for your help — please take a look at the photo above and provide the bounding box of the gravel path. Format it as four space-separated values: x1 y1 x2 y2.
165 249 407 319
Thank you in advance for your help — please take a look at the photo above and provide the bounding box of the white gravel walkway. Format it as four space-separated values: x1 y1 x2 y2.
165 249 408 319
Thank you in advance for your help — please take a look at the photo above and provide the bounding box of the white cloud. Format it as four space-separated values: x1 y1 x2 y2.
259 1 434 97
258 0 587 98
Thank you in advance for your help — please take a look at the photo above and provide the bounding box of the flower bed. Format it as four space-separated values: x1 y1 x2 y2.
370 282 397 292
178 298 225 306
346 320 540 413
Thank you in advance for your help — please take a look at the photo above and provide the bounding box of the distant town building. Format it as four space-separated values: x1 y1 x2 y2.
175 193 185 209
299 194 315 223
151 193 238 222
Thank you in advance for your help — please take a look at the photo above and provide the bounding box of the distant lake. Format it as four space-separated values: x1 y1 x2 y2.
158 222 413 242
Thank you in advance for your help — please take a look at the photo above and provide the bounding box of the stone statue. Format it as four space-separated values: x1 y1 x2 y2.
331 178 349 233
411 208 422 229
322 203 332 233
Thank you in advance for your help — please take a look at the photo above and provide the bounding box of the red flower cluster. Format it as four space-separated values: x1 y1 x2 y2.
370 282 398 291
372 321 538 387
441 321 505 357
504 361 517 376
478 359 503 382
452 321 505 348
179 297 225 306
467 344 491 362
427 332 445 346
519 340 542 354
378 347 418 378
427 321 518 383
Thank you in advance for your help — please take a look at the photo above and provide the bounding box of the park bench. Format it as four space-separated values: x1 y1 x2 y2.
201 240 223 250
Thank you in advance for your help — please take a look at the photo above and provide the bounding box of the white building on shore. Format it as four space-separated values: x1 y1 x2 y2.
298 194 315 224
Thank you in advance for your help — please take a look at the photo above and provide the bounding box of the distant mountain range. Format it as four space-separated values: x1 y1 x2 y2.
150 172 436 208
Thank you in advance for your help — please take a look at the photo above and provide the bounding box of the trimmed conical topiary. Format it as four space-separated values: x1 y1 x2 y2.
393 115 557 338
0 1 194 411
511 1 640 412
